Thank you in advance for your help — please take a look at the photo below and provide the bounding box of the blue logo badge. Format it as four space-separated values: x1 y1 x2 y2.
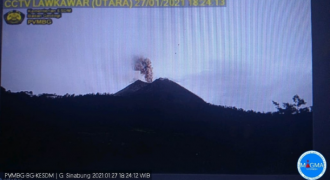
298 150 327 180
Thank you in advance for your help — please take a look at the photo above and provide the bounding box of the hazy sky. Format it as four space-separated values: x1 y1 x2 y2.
2 0 312 112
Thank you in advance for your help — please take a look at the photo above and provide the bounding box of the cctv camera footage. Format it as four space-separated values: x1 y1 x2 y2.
1 0 312 175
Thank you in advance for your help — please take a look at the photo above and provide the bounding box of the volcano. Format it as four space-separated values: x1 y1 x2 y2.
1 78 313 174
115 80 148 96
115 78 205 104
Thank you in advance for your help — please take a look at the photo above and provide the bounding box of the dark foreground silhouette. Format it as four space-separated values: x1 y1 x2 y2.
1 79 312 174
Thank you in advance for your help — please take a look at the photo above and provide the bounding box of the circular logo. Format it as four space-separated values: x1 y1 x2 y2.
298 150 327 180
3 10 25 25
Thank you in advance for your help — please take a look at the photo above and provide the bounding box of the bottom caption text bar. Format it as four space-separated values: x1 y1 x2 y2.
0 172 152 180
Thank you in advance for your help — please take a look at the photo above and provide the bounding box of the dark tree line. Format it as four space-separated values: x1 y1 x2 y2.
1 86 312 174
272 95 311 115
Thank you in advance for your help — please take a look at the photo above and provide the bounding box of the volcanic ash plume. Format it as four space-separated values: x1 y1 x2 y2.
134 57 153 83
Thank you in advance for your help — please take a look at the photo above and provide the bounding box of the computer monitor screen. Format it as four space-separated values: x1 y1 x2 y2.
1 0 315 178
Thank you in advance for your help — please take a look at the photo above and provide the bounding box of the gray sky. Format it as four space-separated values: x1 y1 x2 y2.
1 0 312 112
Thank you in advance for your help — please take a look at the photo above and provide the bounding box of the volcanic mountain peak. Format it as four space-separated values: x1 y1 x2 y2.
115 78 205 104
115 80 148 96
141 78 188 93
